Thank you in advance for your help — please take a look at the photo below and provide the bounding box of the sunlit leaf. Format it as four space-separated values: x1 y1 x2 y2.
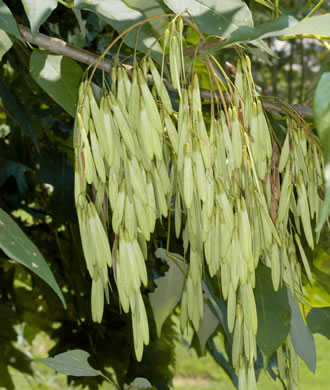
0 29 12 60
21 0 58 36
164 0 253 38
29 51 83 117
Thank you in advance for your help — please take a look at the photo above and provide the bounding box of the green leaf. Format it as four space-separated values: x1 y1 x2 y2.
38 350 102 377
164 0 253 38
278 14 330 37
0 29 12 61
0 160 32 197
255 264 291 361
197 301 219 354
149 248 185 337
123 0 168 37
21 0 58 36
212 14 330 53
219 15 297 49
0 0 21 39
29 51 83 117
0 208 66 307
307 307 330 340
288 291 316 373
313 71 330 231
74 0 163 64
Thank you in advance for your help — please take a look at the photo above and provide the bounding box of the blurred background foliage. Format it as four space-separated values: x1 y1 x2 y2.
0 0 329 389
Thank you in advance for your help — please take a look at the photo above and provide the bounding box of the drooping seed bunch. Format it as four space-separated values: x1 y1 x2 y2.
73 15 324 388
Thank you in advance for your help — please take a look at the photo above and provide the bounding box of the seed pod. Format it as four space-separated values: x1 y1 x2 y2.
129 156 148 205
232 304 243 368
180 287 188 332
164 113 178 154
87 201 112 268
193 138 207 202
148 57 172 114
91 277 104 323
140 96 163 160
128 67 140 130
137 68 163 135
231 107 242 168
77 114 95 184
175 192 182 238
151 163 168 217
133 193 150 241
112 180 126 233
227 283 236 333
196 110 212 170
276 345 286 380
146 173 156 233
271 242 281 291
257 100 272 156
132 239 148 286
177 110 189 172
89 119 106 184
169 34 181 96
183 143 194 209
295 233 313 284
109 92 136 156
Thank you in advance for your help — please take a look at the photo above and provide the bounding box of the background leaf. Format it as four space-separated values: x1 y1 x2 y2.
29 51 83 117
288 291 316 373
0 73 38 145
0 208 66 307
149 249 185 337
0 29 12 61
21 0 58 36
74 0 163 64
307 307 330 340
313 71 330 231
255 265 291 361
0 0 21 39
38 349 102 377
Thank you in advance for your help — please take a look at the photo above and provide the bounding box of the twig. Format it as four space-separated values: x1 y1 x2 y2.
18 24 313 119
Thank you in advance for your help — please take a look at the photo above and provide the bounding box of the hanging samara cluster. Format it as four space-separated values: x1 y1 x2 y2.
73 16 324 390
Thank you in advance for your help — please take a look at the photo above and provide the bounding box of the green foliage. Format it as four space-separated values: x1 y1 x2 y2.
0 0 21 38
288 291 316 373
313 71 330 231
307 307 330 340
0 208 66 307
149 249 185 337
254 265 291 362
0 0 329 389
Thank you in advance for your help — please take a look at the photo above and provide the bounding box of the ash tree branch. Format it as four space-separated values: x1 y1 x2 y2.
18 24 313 119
